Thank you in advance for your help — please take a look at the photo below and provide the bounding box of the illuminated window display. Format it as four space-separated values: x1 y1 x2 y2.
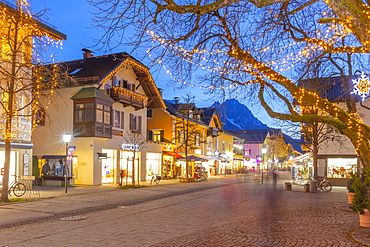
327 158 357 178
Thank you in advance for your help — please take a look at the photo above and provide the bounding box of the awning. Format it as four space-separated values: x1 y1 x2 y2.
200 154 228 162
233 155 244 161
291 152 313 162
178 155 208 162
41 155 66 160
163 151 184 158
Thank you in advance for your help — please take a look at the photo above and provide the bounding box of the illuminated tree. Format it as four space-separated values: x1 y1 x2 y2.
0 0 66 201
264 132 289 169
88 0 370 167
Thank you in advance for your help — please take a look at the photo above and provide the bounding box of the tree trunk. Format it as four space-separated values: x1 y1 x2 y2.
1 22 17 202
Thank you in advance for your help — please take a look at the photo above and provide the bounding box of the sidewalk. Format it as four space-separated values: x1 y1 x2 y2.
0 175 369 246
0 176 222 229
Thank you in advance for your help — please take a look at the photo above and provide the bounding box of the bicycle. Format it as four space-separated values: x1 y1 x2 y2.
150 174 161 185
0 175 27 197
314 176 332 192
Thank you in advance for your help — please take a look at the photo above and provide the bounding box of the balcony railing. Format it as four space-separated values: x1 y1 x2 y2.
109 87 147 109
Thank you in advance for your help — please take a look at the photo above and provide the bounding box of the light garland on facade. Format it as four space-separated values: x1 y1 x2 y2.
0 0 65 136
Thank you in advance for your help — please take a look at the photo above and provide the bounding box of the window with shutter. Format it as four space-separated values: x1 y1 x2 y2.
148 130 153 141
120 112 124 129
160 130 164 142
138 116 142 134
129 113 134 131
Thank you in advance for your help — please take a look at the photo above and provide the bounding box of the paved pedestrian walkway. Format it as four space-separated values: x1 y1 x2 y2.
0 174 369 246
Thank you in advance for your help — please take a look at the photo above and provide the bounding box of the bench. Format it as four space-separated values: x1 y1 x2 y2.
285 182 310 192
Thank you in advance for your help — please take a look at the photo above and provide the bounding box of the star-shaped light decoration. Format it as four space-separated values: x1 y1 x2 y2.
351 71 370 101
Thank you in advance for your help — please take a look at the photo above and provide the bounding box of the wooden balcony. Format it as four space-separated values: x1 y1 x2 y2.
109 87 147 110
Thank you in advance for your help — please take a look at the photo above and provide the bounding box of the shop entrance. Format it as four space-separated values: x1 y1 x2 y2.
101 149 115 184
120 151 140 185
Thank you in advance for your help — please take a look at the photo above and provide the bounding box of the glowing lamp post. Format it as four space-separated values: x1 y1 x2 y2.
63 134 72 193
261 145 267 185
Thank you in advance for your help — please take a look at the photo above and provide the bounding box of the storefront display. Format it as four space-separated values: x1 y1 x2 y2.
101 149 115 184
291 164 313 180
146 152 161 179
327 158 357 178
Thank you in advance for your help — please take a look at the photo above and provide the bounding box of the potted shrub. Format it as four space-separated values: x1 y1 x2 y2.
352 168 370 227
346 172 357 204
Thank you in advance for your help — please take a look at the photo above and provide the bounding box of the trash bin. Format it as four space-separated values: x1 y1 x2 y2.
309 181 317 193
285 182 292 190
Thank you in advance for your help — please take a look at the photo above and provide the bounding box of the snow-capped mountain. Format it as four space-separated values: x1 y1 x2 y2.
212 99 269 131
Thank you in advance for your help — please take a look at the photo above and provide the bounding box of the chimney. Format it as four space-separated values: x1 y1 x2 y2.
158 88 163 97
174 97 180 104
82 48 94 59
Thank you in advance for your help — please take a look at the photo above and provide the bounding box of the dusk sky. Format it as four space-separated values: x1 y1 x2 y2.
30 0 272 126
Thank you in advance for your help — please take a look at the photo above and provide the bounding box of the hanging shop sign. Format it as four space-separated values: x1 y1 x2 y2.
97 152 108 159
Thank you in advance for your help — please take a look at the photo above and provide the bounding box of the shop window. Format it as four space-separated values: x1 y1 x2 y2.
327 158 357 178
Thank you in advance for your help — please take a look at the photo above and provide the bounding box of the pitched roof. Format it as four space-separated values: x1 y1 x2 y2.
199 107 216 125
163 100 207 127
63 52 131 85
61 52 165 109
233 129 281 143
70 87 114 103
0 0 66 40
298 76 358 103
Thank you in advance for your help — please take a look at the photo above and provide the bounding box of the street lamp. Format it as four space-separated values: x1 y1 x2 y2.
63 134 72 193
261 145 267 184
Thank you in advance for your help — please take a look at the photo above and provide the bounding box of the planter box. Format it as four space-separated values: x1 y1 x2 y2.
347 192 355 205
359 209 370 227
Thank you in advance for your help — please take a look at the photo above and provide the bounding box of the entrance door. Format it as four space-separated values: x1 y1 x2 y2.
101 149 115 183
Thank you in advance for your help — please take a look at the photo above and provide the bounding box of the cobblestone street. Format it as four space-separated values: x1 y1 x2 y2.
0 176 368 246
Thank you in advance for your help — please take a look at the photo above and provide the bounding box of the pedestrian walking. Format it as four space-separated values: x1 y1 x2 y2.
272 169 278 185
